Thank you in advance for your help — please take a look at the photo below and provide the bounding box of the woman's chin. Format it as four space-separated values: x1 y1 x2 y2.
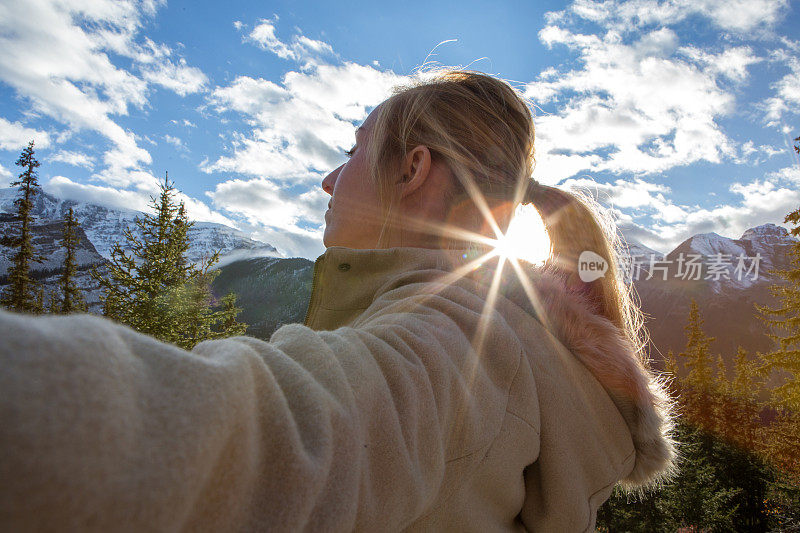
322 227 339 249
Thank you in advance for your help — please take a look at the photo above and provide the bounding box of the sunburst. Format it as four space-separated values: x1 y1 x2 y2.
490 203 550 266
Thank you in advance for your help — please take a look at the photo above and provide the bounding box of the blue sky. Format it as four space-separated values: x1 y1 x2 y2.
0 0 798 259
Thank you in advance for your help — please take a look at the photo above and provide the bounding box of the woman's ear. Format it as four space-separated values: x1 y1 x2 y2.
397 145 432 198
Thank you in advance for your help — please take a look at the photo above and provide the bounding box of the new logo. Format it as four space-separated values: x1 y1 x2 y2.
578 250 607 282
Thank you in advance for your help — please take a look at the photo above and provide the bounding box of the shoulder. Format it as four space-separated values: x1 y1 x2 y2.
352 266 524 354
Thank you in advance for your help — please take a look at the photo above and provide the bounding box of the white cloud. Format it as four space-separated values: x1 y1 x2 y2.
50 150 95 169
571 166 800 253
198 19 410 256
559 0 789 34
565 176 670 208
529 0 796 256
250 225 326 259
46 175 155 212
246 16 335 68
696 0 789 33
764 55 800 126
163 134 186 151
767 165 800 185
208 76 287 116
174 192 237 227
0 0 207 189
0 0 150 175
0 163 11 186
526 24 745 182
0 117 51 150
141 58 207 96
564 176 689 227
205 60 405 179
733 140 785 164
679 46 761 82
169 118 197 128
205 176 329 257
46 175 235 227
658 176 800 246
206 177 327 230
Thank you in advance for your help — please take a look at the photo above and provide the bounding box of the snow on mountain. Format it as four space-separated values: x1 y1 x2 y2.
0 187 279 265
739 223 794 256
657 224 796 292
675 232 748 258
619 238 664 260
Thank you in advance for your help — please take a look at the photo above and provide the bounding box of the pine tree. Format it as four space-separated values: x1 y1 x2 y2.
31 284 45 315
664 349 678 376
51 207 87 314
214 292 248 337
45 288 60 314
757 203 800 411
679 299 717 428
682 300 716 389
90 173 247 349
712 354 731 437
599 298 789 530
728 347 762 450
0 140 45 312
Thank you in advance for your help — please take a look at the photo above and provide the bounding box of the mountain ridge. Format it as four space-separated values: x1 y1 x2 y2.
0 187 279 265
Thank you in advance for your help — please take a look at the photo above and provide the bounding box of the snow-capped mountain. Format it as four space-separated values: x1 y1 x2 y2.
629 223 796 369
0 187 278 265
660 223 795 292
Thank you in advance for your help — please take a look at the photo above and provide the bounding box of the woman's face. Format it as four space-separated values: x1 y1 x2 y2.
321 107 384 249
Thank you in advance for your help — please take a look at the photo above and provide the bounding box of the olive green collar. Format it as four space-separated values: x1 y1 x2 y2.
302 245 493 331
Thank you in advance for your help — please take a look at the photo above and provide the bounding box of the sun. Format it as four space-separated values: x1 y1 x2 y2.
492 203 551 265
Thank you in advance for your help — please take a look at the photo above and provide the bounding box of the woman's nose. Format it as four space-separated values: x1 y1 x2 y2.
321 165 342 196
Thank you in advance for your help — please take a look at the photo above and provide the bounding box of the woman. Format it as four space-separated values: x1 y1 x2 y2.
0 69 676 531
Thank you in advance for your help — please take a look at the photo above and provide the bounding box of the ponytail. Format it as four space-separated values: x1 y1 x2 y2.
523 180 646 354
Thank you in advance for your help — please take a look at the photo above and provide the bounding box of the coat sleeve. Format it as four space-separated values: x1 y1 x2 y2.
0 297 521 532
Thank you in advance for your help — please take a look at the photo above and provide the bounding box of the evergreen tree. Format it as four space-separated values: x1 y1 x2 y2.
31 283 45 315
90 173 246 349
45 288 60 314
713 354 732 437
757 203 800 411
599 349 777 530
597 421 762 532
664 348 678 377
215 292 247 337
725 347 763 450
51 207 87 314
679 299 716 427
0 140 45 312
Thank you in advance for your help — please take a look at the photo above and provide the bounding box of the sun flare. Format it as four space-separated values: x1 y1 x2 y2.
492 204 551 265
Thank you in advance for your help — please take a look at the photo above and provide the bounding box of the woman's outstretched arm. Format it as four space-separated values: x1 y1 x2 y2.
0 299 522 532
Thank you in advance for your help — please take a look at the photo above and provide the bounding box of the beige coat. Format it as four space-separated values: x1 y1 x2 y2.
0 246 676 532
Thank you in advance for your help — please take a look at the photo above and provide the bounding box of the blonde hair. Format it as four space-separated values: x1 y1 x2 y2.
364 68 646 353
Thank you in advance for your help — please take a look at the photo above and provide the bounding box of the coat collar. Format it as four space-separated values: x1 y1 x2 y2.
303 245 495 331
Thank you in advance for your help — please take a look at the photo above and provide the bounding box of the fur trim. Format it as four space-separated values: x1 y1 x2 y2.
522 265 678 490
